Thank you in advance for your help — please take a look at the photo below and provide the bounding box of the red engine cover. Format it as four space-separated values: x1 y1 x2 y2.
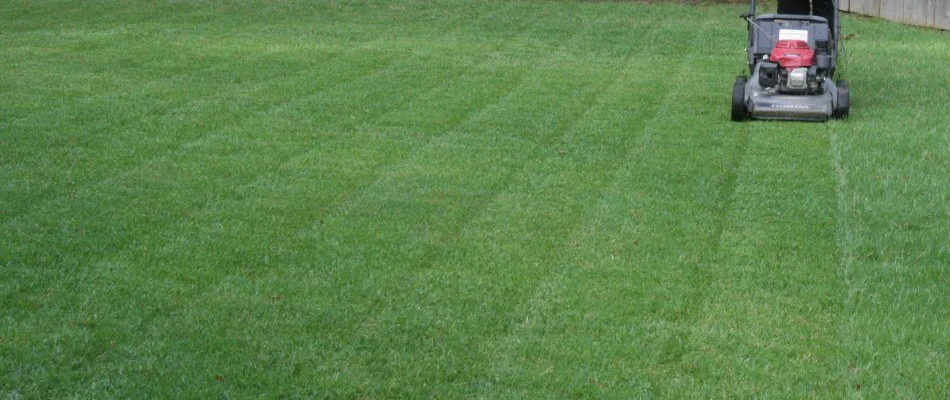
769 40 815 68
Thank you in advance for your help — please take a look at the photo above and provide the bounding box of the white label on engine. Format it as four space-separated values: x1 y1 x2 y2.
779 29 809 42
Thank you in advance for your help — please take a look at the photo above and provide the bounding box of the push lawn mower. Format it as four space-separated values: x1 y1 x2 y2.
731 0 849 121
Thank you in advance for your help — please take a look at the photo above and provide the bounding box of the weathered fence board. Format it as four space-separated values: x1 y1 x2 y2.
841 0 950 30
902 0 931 27
849 0 882 16
880 0 904 21
881 0 903 21
936 0 950 29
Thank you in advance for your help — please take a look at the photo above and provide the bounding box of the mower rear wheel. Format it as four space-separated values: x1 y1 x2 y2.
731 75 748 121
834 80 850 118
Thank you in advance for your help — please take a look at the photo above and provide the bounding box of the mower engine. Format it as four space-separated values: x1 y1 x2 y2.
758 40 822 94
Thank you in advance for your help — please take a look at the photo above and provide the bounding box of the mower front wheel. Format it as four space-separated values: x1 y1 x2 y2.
834 80 850 118
731 75 748 121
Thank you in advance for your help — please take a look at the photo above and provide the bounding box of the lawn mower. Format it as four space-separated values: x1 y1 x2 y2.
731 0 849 121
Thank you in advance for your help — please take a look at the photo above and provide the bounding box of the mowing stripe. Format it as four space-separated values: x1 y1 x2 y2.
0 4 528 392
1 0 526 264
0 47 393 225
0 52 413 268
0 3 581 394
829 38 950 395
292 15 634 396
693 123 843 396
472 14 730 397
0 36 400 220
0 0 502 225
5 2 949 397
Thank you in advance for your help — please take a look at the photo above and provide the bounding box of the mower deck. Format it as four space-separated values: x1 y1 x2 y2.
745 69 838 121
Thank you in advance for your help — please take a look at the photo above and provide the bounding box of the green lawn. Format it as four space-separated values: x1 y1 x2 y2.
2 1 948 398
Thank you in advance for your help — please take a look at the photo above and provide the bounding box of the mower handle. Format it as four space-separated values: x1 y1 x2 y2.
746 0 841 41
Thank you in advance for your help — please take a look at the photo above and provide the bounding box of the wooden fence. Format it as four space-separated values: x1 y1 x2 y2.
840 0 950 30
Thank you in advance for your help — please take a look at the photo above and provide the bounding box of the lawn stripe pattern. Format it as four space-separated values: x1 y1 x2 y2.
830 18 950 396
2 1 949 398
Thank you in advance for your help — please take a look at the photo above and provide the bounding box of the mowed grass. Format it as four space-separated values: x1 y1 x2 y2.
2 1 949 397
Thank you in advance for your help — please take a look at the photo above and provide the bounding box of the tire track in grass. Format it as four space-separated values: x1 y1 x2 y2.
602 27 839 390
631 21 756 394
692 122 843 396
311 42 612 400
476 70 670 398
355 70 622 396
828 126 864 397
472 11 733 397
474 13 760 396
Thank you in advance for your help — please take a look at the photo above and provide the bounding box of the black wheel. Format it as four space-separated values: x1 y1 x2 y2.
731 75 748 121
834 80 850 118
